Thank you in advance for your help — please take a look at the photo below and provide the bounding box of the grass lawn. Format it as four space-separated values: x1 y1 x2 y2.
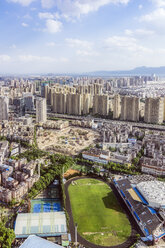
68 178 131 246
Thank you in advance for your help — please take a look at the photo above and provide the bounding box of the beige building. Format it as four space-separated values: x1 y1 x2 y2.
53 93 67 114
120 96 140 122
93 94 109 116
82 94 91 115
36 97 47 123
66 93 82 115
113 94 121 119
0 96 9 121
94 83 103 95
144 97 164 124
53 92 91 116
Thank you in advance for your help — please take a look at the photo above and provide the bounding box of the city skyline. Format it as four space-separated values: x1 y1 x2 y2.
1 0 165 74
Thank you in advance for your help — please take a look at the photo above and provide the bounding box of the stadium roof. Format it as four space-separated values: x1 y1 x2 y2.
19 235 63 248
137 181 165 208
15 212 67 238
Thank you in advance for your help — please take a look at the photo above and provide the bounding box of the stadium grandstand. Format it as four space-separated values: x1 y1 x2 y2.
113 177 165 243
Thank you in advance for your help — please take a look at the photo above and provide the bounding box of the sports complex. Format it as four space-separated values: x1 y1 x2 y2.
65 177 136 248
15 185 68 241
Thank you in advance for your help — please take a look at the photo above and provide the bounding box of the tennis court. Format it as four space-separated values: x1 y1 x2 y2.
31 199 62 213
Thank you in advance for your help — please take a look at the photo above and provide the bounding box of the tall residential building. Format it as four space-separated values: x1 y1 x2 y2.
120 96 140 122
94 83 103 95
23 93 34 111
66 93 82 115
144 97 164 124
36 97 47 123
82 94 90 115
113 94 121 119
53 93 67 114
163 98 165 122
93 95 109 116
0 96 9 121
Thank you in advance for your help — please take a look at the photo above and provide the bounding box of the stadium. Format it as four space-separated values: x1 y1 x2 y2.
113 176 165 244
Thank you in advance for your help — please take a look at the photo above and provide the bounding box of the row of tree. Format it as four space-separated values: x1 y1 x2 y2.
27 153 75 199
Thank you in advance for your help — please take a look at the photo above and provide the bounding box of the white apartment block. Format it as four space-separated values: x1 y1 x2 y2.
0 96 9 121
36 97 47 123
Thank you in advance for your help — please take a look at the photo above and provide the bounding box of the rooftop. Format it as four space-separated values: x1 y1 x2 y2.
137 181 165 207
15 212 67 238
19 235 63 248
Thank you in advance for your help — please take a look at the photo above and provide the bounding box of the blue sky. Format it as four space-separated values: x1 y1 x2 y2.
1 0 165 74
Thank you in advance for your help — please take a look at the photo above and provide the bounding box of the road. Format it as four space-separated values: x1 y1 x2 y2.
26 110 165 131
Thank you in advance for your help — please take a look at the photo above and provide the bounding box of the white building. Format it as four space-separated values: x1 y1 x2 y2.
82 151 110 164
36 97 47 123
20 235 64 248
137 181 165 209
0 96 9 121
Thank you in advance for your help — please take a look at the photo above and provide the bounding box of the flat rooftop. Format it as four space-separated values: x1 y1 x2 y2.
15 212 67 238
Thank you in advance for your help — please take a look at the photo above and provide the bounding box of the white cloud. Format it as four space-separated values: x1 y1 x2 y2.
41 0 54 9
0 55 11 62
18 54 57 62
66 38 93 49
104 36 151 53
76 50 99 56
66 38 99 57
125 29 133 35
7 0 35 6
138 4 143 9
151 0 165 7
41 0 130 18
141 8 165 23
46 42 56 47
22 22 29 27
125 28 154 36
45 19 62 33
38 12 55 19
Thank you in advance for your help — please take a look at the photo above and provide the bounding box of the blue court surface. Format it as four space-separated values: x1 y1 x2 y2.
33 204 41 213
31 199 62 213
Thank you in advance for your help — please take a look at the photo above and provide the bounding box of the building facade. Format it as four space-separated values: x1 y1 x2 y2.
0 96 9 121
144 97 164 124
36 97 47 123
120 96 140 122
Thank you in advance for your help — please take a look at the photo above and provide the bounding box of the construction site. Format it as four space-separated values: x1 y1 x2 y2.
37 125 100 156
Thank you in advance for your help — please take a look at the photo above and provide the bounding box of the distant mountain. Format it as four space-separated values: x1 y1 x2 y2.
85 66 165 77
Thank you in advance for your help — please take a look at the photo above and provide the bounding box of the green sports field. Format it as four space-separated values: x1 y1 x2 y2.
68 178 131 246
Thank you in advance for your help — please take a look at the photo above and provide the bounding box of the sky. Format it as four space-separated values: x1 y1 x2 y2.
1 0 165 74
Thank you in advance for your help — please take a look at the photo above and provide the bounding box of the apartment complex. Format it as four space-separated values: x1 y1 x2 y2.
120 96 140 121
36 97 47 123
0 159 39 203
113 94 121 119
93 95 109 116
144 97 164 124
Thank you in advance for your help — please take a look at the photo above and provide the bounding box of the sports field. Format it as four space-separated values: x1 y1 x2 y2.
31 199 62 213
68 178 131 246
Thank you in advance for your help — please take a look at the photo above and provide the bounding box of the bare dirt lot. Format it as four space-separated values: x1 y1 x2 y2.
64 169 79 178
37 126 100 156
